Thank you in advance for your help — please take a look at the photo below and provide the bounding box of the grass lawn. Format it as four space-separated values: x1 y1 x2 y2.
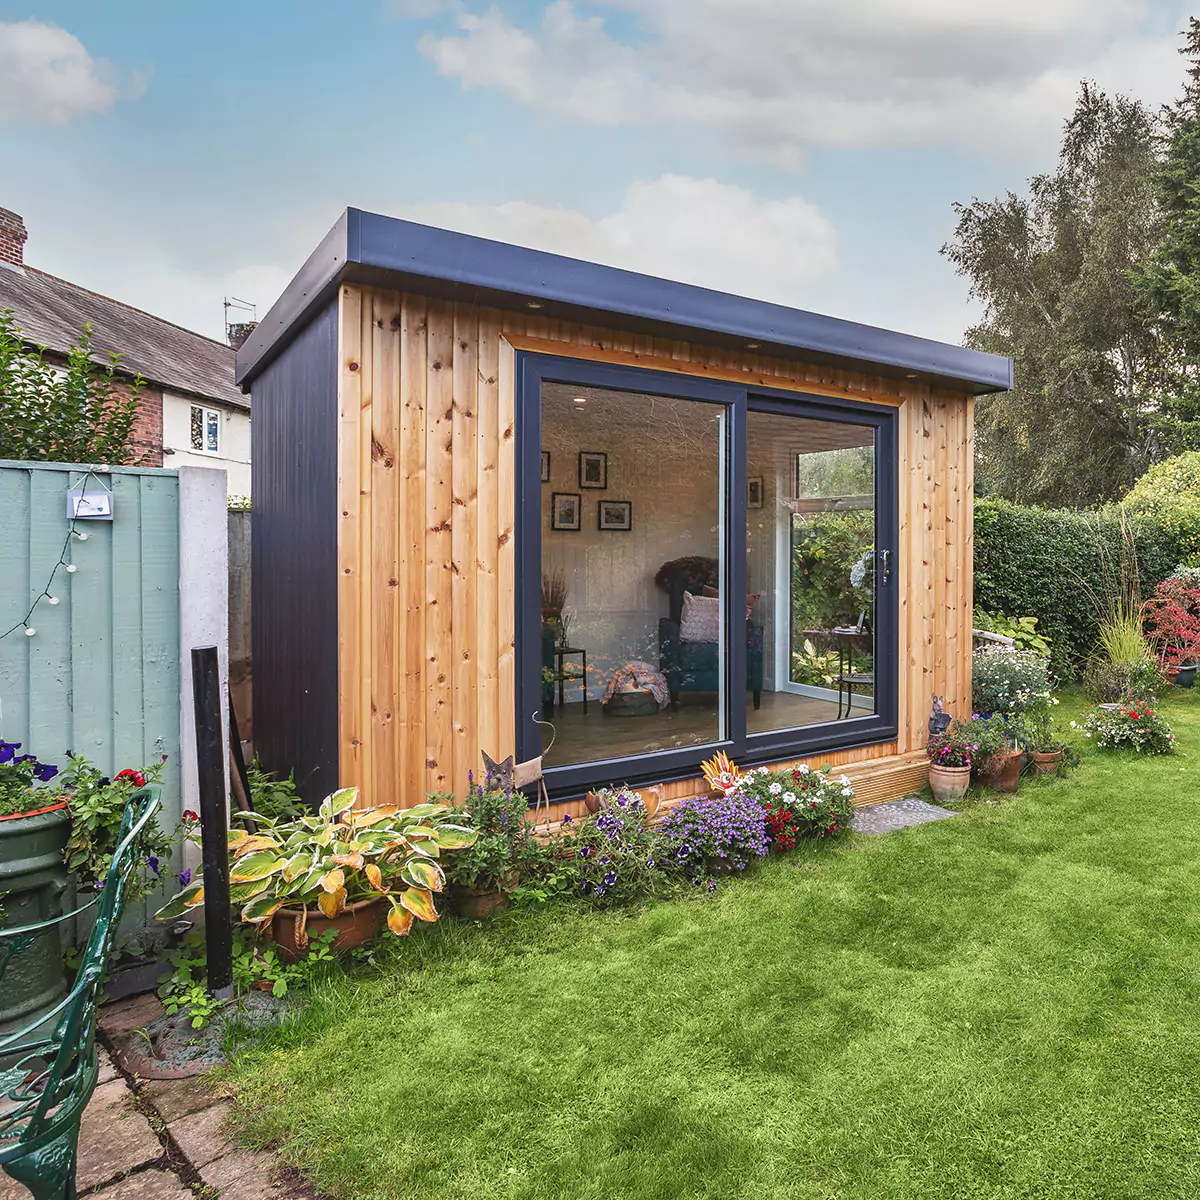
227 689 1200 1199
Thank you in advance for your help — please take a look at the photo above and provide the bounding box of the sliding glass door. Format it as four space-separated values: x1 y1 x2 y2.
516 355 897 795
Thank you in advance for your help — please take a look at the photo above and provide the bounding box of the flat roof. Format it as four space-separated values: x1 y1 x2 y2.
236 207 1011 395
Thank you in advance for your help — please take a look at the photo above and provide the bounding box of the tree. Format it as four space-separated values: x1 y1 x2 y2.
1132 18 1200 452
0 310 145 464
943 83 1167 506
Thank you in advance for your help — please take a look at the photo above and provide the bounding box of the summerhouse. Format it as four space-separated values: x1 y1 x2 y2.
236 209 1011 813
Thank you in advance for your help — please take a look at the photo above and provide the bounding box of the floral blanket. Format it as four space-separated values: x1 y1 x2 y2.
603 660 670 709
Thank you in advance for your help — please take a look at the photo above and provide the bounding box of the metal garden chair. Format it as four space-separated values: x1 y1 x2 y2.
0 786 162 1200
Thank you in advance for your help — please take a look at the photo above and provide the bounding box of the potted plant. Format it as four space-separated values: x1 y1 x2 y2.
925 720 979 803
156 787 476 958
1145 577 1200 688
657 792 769 878
445 770 541 919
1023 710 1069 775
0 741 69 1034
963 715 1020 793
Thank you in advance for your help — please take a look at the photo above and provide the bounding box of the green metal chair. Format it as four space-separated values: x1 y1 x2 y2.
0 787 162 1200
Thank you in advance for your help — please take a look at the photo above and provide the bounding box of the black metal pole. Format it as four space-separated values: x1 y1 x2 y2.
192 645 232 996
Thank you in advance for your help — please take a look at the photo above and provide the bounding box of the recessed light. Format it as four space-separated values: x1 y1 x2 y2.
746 342 760 350
527 301 544 310
905 373 918 379
572 396 587 405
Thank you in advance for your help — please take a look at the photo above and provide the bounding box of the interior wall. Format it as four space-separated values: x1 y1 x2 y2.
541 385 721 701
335 285 975 807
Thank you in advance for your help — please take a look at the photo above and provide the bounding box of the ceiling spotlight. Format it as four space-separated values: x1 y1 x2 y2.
527 301 544 310
746 342 761 350
572 396 587 405
904 373 919 379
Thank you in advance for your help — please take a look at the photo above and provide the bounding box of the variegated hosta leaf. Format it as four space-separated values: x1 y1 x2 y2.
284 852 313 883
351 806 400 826
364 863 386 892
229 878 272 904
403 802 449 821
319 787 359 822
241 893 285 925
154 881 205 920
401 858 445 893
317 886 347 919
227 828 252 848
331 852 365 870
232 835 281 859
400 886 438 923
387 903 415 936
313 827 334 847
405 825 439 841
432 824 477 850
319 868 345 894
229 852 287 883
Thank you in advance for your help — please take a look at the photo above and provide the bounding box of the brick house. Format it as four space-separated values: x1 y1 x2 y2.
0 206 251 495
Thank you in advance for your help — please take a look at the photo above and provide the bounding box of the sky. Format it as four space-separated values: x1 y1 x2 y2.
0 0 1194 348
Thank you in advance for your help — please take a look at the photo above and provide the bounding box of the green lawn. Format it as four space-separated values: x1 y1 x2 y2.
227 690 1200 1200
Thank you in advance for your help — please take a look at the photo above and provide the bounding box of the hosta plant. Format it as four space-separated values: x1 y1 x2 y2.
156 788 476 938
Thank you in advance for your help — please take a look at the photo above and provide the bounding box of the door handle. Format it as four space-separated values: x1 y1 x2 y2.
878 548 892 585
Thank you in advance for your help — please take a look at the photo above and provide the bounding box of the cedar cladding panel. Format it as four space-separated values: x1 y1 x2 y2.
336 285 974 807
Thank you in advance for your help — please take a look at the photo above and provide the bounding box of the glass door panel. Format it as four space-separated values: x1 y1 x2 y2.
539 382 726 767
746 409 877 735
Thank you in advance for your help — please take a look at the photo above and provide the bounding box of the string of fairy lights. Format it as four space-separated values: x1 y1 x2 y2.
0 467 102 643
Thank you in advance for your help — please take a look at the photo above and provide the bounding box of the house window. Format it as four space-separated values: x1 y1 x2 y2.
190 405 221 454
516 354 898 797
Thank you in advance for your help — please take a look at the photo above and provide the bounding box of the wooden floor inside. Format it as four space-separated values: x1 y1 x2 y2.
542 689 874 768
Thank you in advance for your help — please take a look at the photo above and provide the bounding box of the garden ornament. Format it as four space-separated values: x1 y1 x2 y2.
929 695 951 738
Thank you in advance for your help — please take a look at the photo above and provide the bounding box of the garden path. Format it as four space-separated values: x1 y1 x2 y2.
850 796 955 834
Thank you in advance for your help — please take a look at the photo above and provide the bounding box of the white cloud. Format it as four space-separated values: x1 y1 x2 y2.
0 19 145 125
418 0 1185 165
398 174 838 306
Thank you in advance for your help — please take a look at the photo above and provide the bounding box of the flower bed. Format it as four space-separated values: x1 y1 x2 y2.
972 648 1053 716
658 793 770 877
1077 706 1176 755
735 764 855 840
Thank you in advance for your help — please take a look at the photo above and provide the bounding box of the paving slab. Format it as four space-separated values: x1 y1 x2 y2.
138 1075 226 1124
200 1148 277 1192
165 1099 232 1169
75 1079 163 1193
90 1169 193 1199
206 1169 310 1200
852 797 956 835
97 1048 120 1085
98 994 165 1040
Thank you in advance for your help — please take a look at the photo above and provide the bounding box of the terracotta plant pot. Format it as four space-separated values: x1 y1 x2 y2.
928 763 971 803
268 897 384 961
977 749 1022 793
1031 749 1064 776
451 870 519 920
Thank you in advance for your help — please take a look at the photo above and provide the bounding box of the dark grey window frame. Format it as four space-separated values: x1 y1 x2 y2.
515 352 899 799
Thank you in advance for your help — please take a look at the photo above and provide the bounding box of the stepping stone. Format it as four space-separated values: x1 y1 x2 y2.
90 1170 193 1199
138 1075 226 1124
166 1099 233 1169
75 1079 163 1193
852 797 956 835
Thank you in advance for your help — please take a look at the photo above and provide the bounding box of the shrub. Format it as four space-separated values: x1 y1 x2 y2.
1144 577 1200 666
927 720 985 769
736 764 855 840
658 793 769 877
974 498 1188 671
971 648 1053 716
443 770 539 892
973 610 1052 657
571 790 659 906
1122 453 1200 563
1081 658 1166 704
1077 705 1176 755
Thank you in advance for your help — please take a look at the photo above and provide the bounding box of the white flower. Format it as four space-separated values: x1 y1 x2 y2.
842 787 853 797
768 781 783 795
782 792 796 805
797 764 810 774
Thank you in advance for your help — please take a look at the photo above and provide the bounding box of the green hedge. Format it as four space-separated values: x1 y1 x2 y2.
973 499 1190 672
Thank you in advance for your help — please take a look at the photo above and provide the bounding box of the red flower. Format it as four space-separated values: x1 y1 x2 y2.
115 768 146 787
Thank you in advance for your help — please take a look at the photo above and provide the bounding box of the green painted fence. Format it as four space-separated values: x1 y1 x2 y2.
0 461 183 938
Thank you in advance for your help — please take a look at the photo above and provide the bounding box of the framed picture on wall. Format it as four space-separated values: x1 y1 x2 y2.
578 450 608 489
551 492 582 531
541 450 551 483
598 499 632 532
747 476 764 508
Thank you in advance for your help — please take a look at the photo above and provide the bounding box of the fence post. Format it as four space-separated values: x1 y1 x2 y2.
191 645 232 996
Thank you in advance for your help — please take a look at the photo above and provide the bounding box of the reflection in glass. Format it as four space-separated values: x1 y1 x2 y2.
190 406 203 450
539 384 725 767
746 410 876 735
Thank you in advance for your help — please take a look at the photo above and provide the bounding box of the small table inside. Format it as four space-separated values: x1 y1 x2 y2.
553 645 588 713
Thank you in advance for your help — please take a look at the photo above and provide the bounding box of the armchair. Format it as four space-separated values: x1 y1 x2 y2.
654 556 763 710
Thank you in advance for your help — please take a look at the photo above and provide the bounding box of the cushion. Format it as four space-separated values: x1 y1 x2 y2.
680 592 721 642
702 585 763 620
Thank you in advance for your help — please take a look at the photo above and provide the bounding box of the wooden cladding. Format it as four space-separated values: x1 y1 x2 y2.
336 286 974 806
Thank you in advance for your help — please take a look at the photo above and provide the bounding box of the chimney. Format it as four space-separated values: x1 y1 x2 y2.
0 208 27 269
227 321 257 351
